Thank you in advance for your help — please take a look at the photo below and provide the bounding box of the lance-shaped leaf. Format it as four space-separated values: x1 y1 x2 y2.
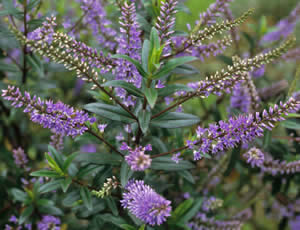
158 84 194 97
144 88 158 109
102 80 144 97
153 56 197 79
151 156 195 171
111 54 148 78
84 103 135 123
138 109 151 133
76 152 122 166
151 112 200 128
80 187 93 211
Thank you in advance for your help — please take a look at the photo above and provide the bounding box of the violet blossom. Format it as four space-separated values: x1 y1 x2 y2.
121 180 172 226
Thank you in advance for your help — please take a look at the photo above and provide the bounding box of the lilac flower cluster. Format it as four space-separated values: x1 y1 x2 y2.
27 15 56 44
121 180 172 226
188 213 243 230
243 147 264 167
2 86 94 137
121 143 152 171
171 152 182 164
78 0 117 50
202 197 224 212
259 154 300 175
198 0 233 26
155 0 178 47
5 215 32 230
114 1 142 88
188 97 299 160
183 38 294 102
37 215 61 230
190 36 232 61
230 81 252 113
12 147 29 170
261 3 300 43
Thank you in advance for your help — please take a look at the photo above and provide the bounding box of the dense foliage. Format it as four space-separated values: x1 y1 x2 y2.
0 0 299 229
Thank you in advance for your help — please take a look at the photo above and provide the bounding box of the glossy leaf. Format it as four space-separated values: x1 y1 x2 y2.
138 109 151 134
102 80 143 98
84 103 135 123
158 84 193 97
144 88 158 108
153 56 197 79
151 112 200 128
30 170 62 178
111 54 148 78
76 152 122 166
151 157 195 171
80 187 93 211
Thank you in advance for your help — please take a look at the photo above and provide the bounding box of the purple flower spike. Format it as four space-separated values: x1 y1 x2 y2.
2 86 93 137
124 145 152 171
114 1 142 88
243 147 264 168
37 215 61 230
198 0 233 26
189 97 299 159
12 147 29 170
121 180 172 226
261 3 300 43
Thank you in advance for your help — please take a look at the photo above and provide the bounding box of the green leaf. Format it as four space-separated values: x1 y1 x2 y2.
45 153 64 175
120 161 133 187
177 198 203 224
63 152 78 172
30 170 62 178
11 188 27 202
158 84 193 97
172 64 200 75
106 197 118 216
62 191 81 207
169 199 194 224
19 205 34 224
76 152 122 166
144 88 158 108
48 145 64 170
84 103 135 123
61 177 72 193
138 225 145 230
151 112 200 128
36 199 55 207
99 213 126 227
263 130 272 150
2 0 23 19
111 54 148 78
177 170 195 184
0 62 20 72
150 27 160 52
138 109 151 134
281 119 300 130
102 80 143 97
151 157 195 171
76 165 104 179
39 179 64 193
142 39 151 71
39 205 63 216
153 56 197 79
120 224 136 230
80 187 93 211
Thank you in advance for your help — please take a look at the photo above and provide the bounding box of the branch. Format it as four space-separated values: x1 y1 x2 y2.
87 129 123 157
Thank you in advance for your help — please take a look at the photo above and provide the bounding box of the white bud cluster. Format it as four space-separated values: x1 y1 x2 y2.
92 176 119 198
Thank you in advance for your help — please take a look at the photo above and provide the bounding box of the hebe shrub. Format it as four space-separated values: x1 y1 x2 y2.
0 0 299 229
